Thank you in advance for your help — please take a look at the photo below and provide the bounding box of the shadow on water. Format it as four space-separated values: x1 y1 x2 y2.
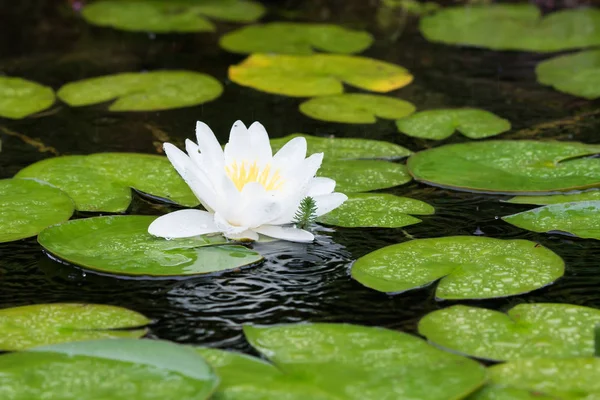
0 0 599 351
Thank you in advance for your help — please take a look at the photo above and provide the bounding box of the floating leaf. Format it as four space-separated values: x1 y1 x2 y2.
16 153 197 212
536 50 600 99
503 201 600 240
418 303 600 361
352 236 564 299
420 4 600 52
395 109 510 140
469 358 600 400
270 134 412 160
0 76 55 119
407 140 600 194
0 303 149 351
244 323 486 400
38 215 263 277
82 0 265 33
0 179 74 242
299 94 415 124
196 347 336 399
229 53 413 97
317 193 434 228
220 23 373 55
319 160 411 193
507 190 600 205
57 70 223 111
0 339 218 399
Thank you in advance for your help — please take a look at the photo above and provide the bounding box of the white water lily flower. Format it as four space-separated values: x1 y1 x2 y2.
148 120 347 243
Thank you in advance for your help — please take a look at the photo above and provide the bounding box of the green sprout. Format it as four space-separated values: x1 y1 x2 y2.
292 196 318 230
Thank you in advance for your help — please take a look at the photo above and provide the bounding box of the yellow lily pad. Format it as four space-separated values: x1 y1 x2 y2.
229 54 413 97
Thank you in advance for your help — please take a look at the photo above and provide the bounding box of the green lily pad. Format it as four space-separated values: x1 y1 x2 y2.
0 339 218 399
15 153 198 212
503 201 600 240
220 23 373 55
0 179 74 242
420 4 600 52
319 160 411 193
57 70 223 111
38 215 263 277
352 236 564 299
395 109 510 140
407 140 600 194
229 53 413 97
0 76 55 119
299 94 415 124
418 303 600 361
507 190 600 205
317 193 434 228
244 323 486 400
270 134 412 160
0 303 149 351
195 347 337 400
471 358 600 400
536 50 600 99
82 0 265 33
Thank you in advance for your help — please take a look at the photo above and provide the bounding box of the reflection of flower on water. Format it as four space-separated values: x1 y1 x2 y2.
149 120 347 243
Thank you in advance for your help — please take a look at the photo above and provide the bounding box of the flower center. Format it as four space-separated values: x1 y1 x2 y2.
225 160 284 192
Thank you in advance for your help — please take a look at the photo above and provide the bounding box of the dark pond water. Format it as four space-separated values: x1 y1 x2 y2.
0 0 599 352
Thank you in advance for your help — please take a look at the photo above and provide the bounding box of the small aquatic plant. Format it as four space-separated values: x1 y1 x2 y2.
148 120 347 242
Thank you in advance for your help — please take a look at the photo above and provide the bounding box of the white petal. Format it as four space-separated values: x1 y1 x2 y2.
225 229 259 241
313 193 348 216
248 121 272 160
253 225 314 243
182 166 220 212
148 209 219 239
307 177 336 196
228 182 283 228
185 139 203 169
214 212 248 236
224 120 250 165
163 142 192 179
272 137 307 170
195 121 224 164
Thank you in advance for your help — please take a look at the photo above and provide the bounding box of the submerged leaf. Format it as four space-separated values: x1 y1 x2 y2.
503 200 600 240
419 303 600 361
0 76 55 119
420 4 600 52
0 179 74 242
407 140 600 194
352 236 564 299
229 53 413 97
536 49 600 99
58 70 223 111
317 193 434 228
0 339 218 399
38 215 263 277
15 153 198 212
82 0 265 33
220 23 373 55
300 93 415 124
395 108 510 140
0 303 149 350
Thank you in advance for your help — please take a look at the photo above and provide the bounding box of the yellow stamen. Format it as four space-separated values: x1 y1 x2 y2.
226 160 284 191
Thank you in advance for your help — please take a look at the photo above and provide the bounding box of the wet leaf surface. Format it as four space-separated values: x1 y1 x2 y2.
38 215 263 277
0 303 148 350
419 303 600 361
508 190 600 205
536 50 600 99
319 159 412 193
0 77 55 119
0 179 74 242
352 236 564 299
